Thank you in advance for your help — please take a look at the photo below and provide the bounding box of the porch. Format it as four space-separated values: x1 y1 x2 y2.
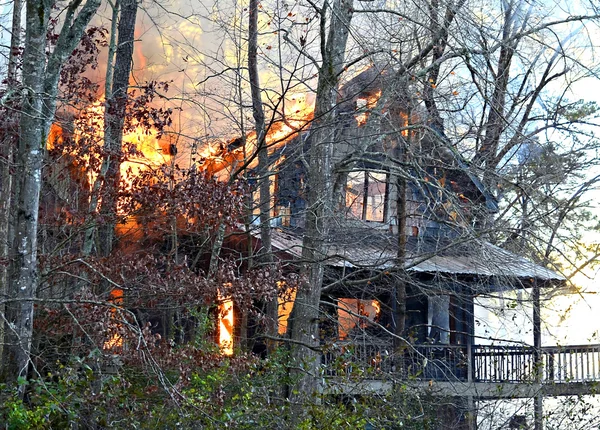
322 340 600 398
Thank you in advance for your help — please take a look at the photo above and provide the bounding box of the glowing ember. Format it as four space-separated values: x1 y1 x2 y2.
103 332 123 350
218 292 234 355
400 111 409 137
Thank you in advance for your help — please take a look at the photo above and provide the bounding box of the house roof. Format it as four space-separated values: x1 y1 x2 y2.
266 226 564 282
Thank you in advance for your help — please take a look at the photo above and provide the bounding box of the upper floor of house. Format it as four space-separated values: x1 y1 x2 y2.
197 67 499 239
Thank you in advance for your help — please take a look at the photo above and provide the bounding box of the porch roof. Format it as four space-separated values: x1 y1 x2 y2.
266 226 564 282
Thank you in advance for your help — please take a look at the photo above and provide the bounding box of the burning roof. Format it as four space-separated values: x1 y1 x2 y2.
197 67 498 213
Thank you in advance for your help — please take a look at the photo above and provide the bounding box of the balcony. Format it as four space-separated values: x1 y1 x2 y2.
322 339 600 398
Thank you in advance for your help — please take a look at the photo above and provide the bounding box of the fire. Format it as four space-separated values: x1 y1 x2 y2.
218 291 234 355
338 298 381 340
103 288 124 350
120 126 172 184
69 101 172 193
277 281 296 335
400 111 409 137
47 123 64 150
355 90 382 126
372 299 381 318
198 94 314 177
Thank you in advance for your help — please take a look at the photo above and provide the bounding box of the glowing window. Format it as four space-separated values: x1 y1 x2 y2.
338 298 381 340
218 292 234 355
278 283 296 335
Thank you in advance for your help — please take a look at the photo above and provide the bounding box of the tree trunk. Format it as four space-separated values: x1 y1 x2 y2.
7 0 23 84
5 0 52 389
0 0 23 378
394 174 407 345
82 0 120 256
248 0 277 348
5 0 100 390
98 0 138 257
287 0 354 411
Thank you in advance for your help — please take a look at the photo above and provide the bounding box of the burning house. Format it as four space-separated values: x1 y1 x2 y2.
40 63 600 426
203 67 557 349
200 67 600 426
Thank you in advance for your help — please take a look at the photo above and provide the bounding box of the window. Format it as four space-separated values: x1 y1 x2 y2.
338 298 381 340
345 171 388 222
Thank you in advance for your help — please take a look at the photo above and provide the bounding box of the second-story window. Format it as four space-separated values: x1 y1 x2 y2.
345 171 388 222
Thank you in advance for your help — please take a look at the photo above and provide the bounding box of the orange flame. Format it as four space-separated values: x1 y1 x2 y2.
338 298 381 340
70 101 172 193
277 281 296 335
371 299 381 318
103 288 124 350
218 291 234 355
355 90 382 126
198 95 314 178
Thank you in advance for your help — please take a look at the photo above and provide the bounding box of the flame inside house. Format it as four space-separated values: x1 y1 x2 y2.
198 96 315 178
103 288 124 350
355 90 382 126
278 282 296 335
218 292 235 355
338 299 382 340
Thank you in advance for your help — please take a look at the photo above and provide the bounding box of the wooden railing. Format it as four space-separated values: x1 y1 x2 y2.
322 340 468 381
474 344 600 383
322 340 600 384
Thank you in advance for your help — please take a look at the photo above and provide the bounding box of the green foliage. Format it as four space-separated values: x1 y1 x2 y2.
558 100 600 123
0 360 135 429
0 346 450 429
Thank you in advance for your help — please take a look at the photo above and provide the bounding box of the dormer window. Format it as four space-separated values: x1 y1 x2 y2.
345 171 388 222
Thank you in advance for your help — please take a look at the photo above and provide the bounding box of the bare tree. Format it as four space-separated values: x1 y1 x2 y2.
4 0 101 389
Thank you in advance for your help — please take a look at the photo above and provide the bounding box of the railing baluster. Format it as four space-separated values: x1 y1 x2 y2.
594 347 597 380
592 347 596 380
559 350 563 382
569 349 573 380
586 348 590 380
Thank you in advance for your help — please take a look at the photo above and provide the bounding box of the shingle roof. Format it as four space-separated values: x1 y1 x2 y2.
266 226 563 282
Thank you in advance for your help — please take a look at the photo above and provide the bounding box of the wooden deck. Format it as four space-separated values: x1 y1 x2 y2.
322 340 600 398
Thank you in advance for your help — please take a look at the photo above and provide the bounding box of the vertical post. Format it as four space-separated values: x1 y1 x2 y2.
533 280 543 430
466 341 476 430
467 342 473 383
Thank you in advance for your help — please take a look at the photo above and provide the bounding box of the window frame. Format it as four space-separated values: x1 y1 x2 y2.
345 170 390 222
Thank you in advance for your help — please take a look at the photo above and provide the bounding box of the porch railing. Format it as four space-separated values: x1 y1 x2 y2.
322 339 600 384
474 344 600 383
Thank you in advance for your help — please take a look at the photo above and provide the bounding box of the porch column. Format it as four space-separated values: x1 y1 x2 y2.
429 294 450 344
533 280 543 430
